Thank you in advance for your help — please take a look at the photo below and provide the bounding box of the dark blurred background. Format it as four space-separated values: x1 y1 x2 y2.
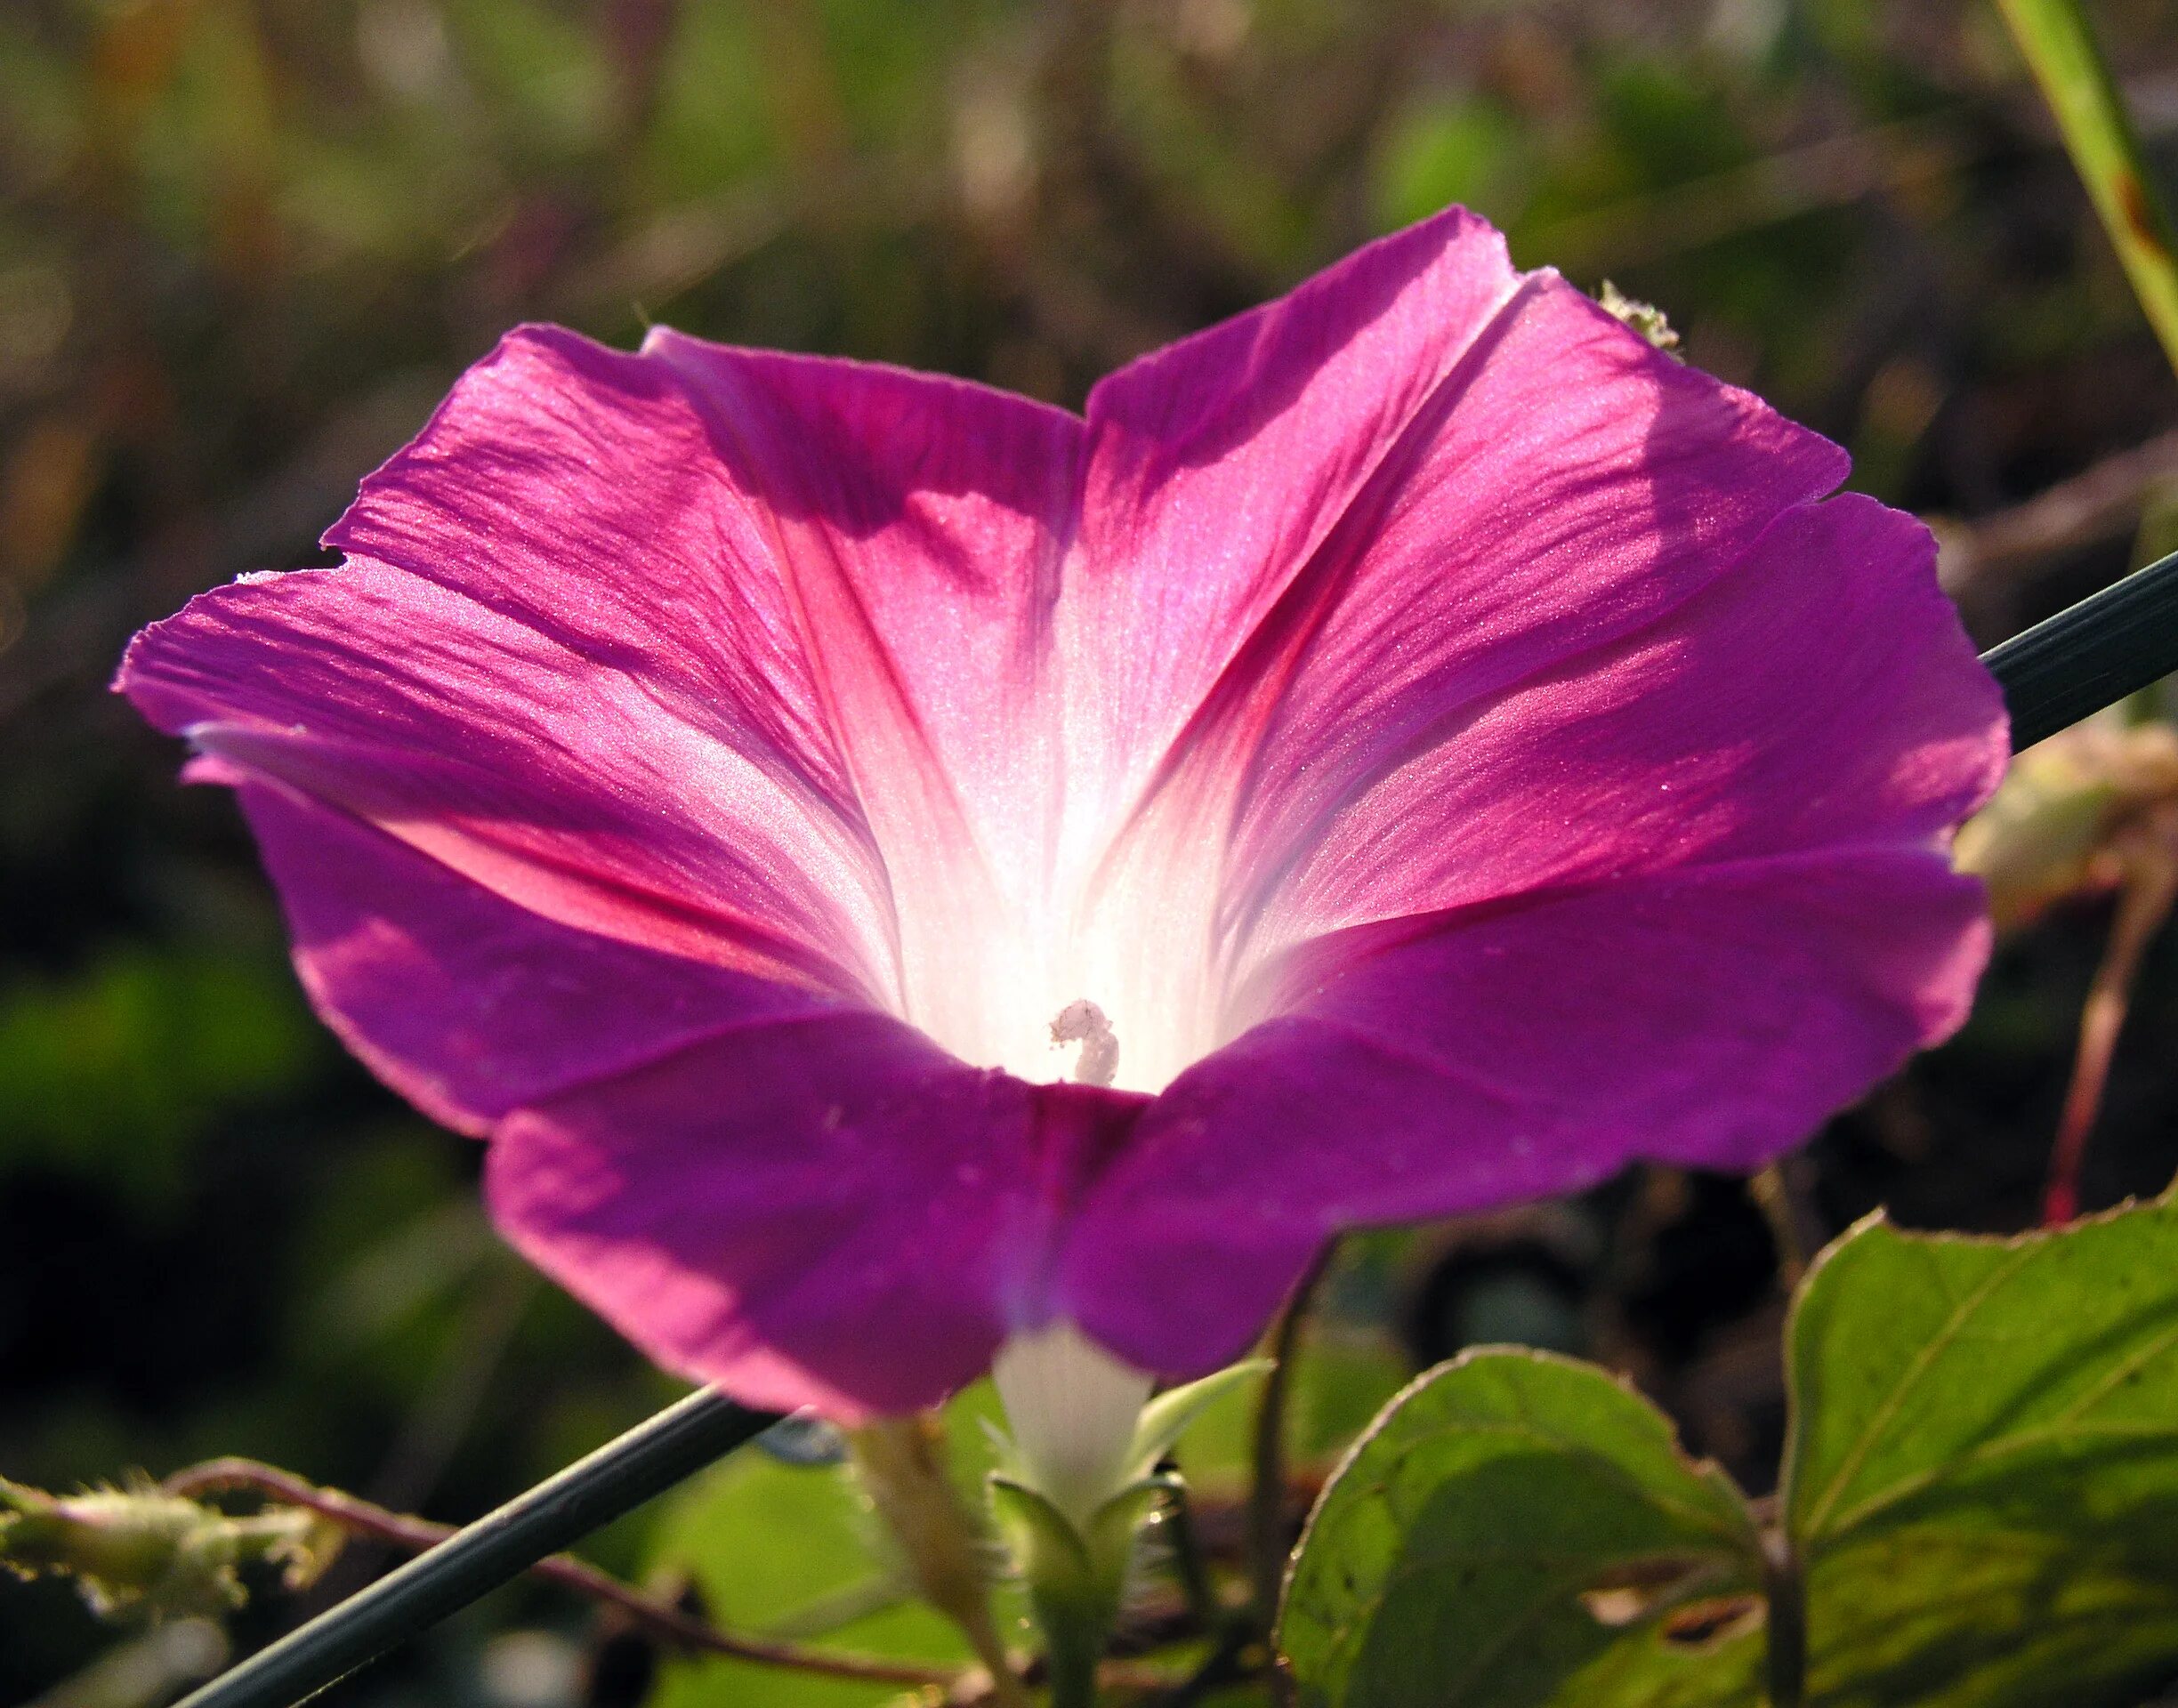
6 1 2178 1703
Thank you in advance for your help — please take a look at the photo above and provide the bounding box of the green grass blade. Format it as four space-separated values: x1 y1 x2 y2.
1996 0 2178 376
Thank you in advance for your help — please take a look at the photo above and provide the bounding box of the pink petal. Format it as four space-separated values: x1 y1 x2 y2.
1059 849 1990 1374
119 326 1086 1045
236 777 1147 1415
1228 491 2008 987
490 1039 1145 1419
632 331 1088 1068
1102 265 1849 939
1061 208 1525 831
125 558 891 1001
1059 427 2004 1373
229 782 837 1134
633 330 1081 888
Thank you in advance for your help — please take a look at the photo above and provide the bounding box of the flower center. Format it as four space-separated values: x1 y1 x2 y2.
886 804 1232 1094
1049 1000 1119 1087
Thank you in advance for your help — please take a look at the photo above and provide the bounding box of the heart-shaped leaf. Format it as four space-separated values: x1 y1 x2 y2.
1784 1196 2178 1706
1278 1348 1764 1708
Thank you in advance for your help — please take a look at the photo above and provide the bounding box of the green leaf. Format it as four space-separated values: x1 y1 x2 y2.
1783 1197 2178 1706
1279 1349 1764 1708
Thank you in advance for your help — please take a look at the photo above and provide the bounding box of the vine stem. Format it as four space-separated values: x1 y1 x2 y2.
162 1458 962 1690
2043 810 2178 1222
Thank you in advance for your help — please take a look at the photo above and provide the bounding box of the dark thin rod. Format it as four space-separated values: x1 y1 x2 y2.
173 1389 776 1708
1983 545 2178 750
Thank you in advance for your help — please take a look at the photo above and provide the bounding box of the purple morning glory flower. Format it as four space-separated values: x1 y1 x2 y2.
117 209 2007 1420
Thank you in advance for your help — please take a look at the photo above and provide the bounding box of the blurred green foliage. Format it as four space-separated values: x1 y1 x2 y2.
4 1 2178 1704
0 947 320 1213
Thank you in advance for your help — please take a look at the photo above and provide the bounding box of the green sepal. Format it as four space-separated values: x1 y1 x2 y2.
988 1474 1092 1597
990 1471 1175 1602
1085 1471 1178 1572
992 1470 1176 1708
1123 1361 1271 1484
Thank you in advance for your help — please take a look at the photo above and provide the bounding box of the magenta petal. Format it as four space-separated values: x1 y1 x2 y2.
238 777 1150 1415
490 1044 1145 1419
1110 268 1851 951
634 330 1084 898
1238 491 2008 963
331 327 1082 872
123 558 891 999
229 782 838 1134
1060 849 1989 1374
1065 208 1523 818
118 323 1099 1076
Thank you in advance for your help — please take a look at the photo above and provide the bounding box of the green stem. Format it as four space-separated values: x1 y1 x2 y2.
1036 1593 1109 1708
1248 1244 1333 1649
1761 1527 1807 1708
1996 0 2178 377
844 1417 1026 1707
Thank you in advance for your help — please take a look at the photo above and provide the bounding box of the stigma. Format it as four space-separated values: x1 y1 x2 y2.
1050 1000 1119 1087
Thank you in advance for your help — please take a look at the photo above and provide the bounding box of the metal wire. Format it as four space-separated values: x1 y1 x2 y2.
1984 545 2178 750
172 1390 776 1708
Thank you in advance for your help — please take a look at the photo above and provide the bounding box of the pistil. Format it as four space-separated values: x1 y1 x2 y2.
1049 1000 1120 1088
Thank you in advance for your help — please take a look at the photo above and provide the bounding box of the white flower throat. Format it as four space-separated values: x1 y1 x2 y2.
990 1320 1155 1529
879 785 1247 1096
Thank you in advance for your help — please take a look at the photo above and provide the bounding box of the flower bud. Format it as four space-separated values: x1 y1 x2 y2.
0 1476 341 1622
